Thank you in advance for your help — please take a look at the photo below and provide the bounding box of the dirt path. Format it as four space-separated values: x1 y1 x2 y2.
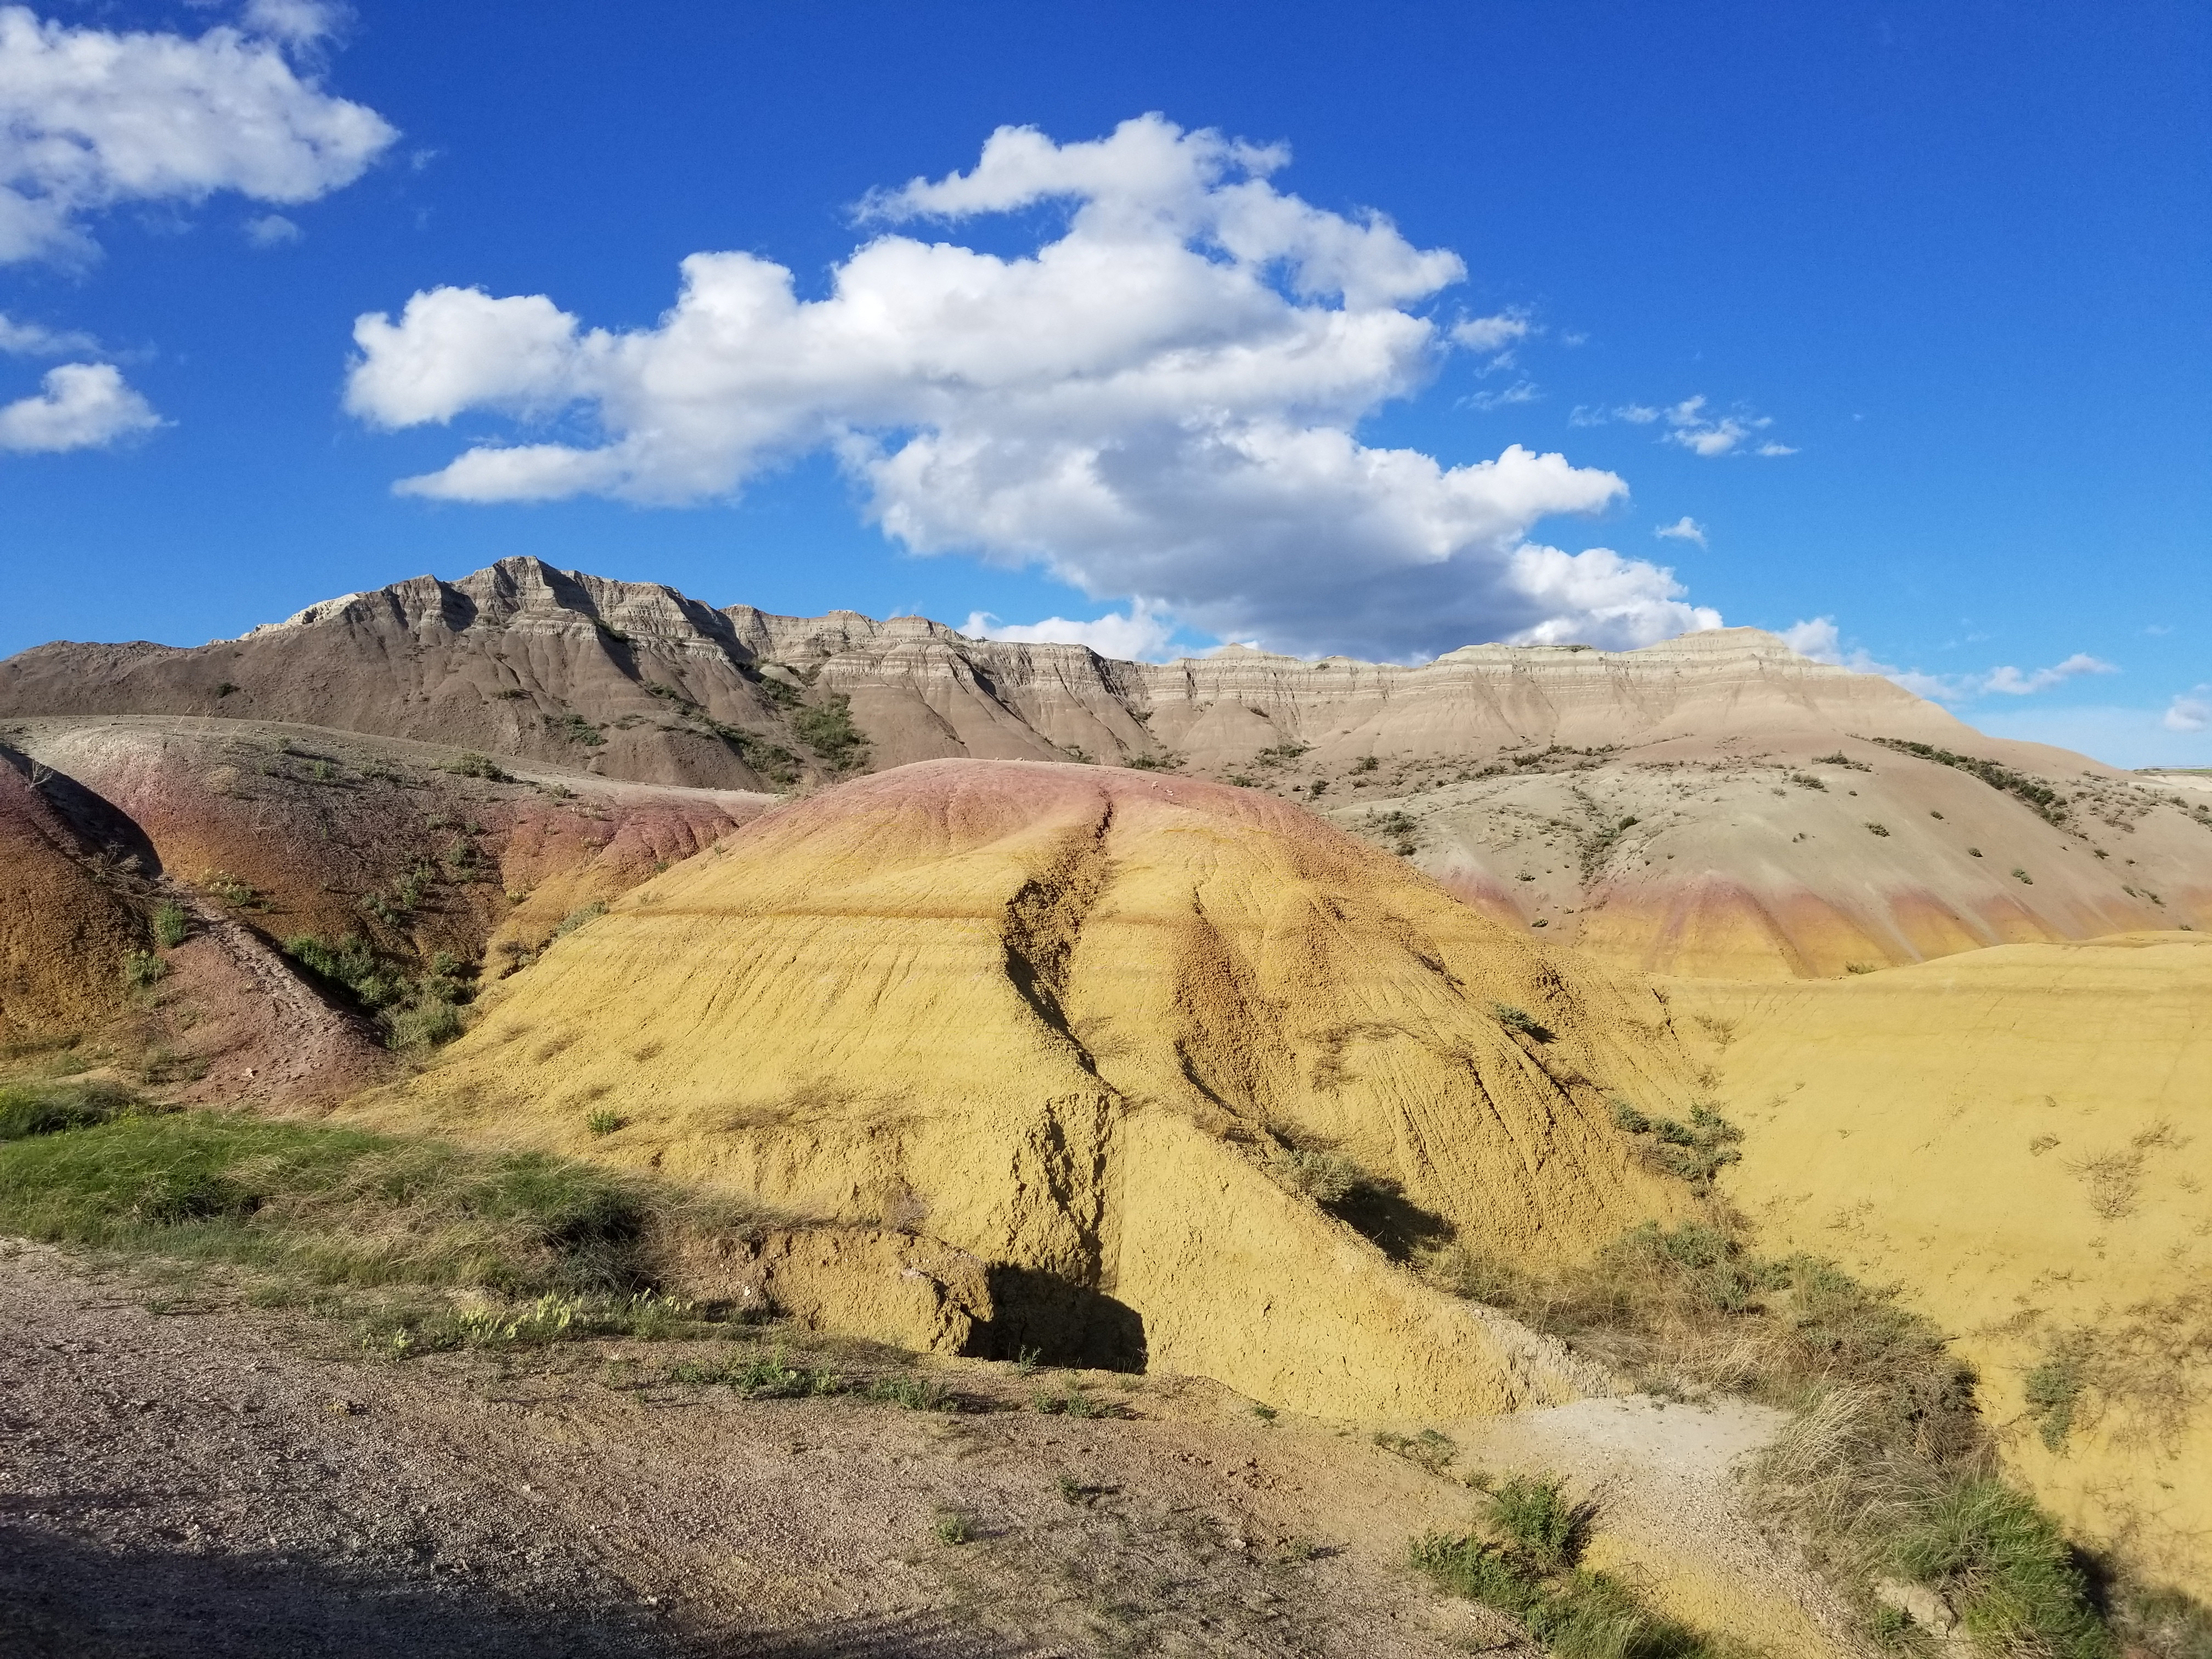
0 1244 1514 1658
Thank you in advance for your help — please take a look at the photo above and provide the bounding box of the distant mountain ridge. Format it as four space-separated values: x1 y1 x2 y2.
0 555 1975 792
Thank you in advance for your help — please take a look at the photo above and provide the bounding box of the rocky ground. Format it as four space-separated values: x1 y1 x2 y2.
0 1242 1549 1658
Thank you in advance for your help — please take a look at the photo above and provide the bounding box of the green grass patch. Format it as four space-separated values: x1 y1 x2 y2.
0 1108 776 1358
1411 1523 1723 1658
0 1077 145 1142
1891 1481 2113 1658
0 1109 657 1294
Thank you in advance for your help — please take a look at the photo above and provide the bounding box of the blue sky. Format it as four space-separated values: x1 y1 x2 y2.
0 1 2205 762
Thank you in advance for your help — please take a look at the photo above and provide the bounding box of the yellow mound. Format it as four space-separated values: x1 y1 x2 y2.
0 748 146 1041
375 760 1703 1416
1675 935 2212 1593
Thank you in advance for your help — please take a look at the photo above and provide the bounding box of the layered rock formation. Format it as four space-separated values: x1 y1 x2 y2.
364 759 1705 1417
7 556 2207 979
0 556 1996 789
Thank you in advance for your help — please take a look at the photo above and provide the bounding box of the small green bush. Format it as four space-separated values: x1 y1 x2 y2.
932 1508 973 1545
551 901 606 940
1276 1147 1368 1206
386 997 464 1050
866 1374 956 1410
151 903 190 949
585 1108 627 1136
1491 1001 1554 1042
1891 1480 2113 1658
1488 1475 1583 1570
121 951 167 992
791 694 868 771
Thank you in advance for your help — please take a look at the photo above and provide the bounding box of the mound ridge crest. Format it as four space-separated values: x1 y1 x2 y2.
377 759 1701 1416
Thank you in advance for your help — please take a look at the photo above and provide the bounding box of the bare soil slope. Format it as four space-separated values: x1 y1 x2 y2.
366 759 1707 1420
1672 935 2212 1594
4 716 772 978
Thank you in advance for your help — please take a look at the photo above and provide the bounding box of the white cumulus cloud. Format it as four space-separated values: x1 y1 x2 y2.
0 3 396 264
240 0 345 48
0 310 93 353
347 115 1719 659
1784 618 2119 703
1662 396 1791 458
1654 516 1706 546
0 359 159 450
961 599 1180 662
1451 309 1532 352
1983 654 2118 696
2160 691 2208 734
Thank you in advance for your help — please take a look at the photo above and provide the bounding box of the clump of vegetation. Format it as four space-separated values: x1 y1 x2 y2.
1606 1102 1743 1187
285 933 390 1004
447 752 512 780
1491 1002 1554 1042
668 1350 843 1397
1412 1472 1718 1658
1872 738 2067 825
1787 772 1827 790
551 900 606 940
585 1108 627 1136
866 1373 957 1411
1487 1475 1588 1571
1125 751 1179 771
1813 751 1872 771
1253 742 1312 768
551 714 605 748
1367 808 1420 854
2013 866 2034 884
1273 1146 1371 1206
0 1078 144 1142
202 873 268 911
1374 1427 1457 1476
121 950 168 994
1352 755 1380 773
1032 1379 1108 1418
791 693 868 771
932 1508 974 1545
283 934 470 1051
151 902 190 949
1889 1481 2113 1658
2022 1341 2089 1451
1865 821 1891 837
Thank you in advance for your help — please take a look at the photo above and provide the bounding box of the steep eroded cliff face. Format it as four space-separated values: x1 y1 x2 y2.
8 556 2207 980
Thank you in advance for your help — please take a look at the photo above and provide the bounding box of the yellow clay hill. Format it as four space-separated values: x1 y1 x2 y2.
377 759 1706 1418
1676 934 2212 1595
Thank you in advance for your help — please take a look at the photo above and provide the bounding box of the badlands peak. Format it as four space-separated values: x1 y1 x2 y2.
0 556 1966 797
